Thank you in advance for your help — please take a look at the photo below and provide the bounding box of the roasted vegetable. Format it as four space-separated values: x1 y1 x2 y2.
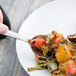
68 42 76 56
66 60 76 75
36 58 47 65
41 45 49 56
47 60 58 73
60 36 67 45
46 31 63 48
35 38 46 49
59 60 69 72
55 44 71 63
52 31 63 45
46 48 56 58
52 70 66 76
54 33 62 46
28 59 58 72
46 33 55 44
28 31 76 76
29 38 46 49
28 63 47 71
68 33 76 43
28 57 48 71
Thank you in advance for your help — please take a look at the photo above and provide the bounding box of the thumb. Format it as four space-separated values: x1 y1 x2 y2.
0 23 9 34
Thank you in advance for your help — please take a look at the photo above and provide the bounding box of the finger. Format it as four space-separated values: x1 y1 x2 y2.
0 23 9 34
0 9 3 23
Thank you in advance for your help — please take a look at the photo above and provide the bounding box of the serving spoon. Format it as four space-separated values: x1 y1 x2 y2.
2 30 49 59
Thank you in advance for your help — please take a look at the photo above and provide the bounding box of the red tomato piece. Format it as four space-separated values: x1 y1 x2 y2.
35 38 46 49
55 34 62 45
66 60 76 75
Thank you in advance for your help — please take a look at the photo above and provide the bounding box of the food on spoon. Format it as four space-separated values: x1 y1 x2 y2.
34 38 46 49
29 30 67 58
29 35 46 57
27 30 76 76
41 45 49 56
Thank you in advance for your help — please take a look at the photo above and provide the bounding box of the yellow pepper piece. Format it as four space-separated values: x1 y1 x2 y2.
55 44 71 63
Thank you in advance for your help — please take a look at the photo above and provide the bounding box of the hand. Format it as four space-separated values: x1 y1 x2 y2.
0 9 9 34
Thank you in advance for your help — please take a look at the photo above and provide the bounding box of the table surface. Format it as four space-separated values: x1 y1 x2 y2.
0 0 53 76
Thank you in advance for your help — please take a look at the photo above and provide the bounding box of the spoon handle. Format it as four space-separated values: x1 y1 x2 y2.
4 30 28 42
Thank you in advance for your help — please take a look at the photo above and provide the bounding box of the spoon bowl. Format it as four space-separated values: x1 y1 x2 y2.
3 30 51 59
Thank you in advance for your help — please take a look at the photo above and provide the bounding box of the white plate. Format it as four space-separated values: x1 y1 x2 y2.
16 0 76 76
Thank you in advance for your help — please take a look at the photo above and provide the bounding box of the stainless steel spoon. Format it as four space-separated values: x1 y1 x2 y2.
2 30 49 59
